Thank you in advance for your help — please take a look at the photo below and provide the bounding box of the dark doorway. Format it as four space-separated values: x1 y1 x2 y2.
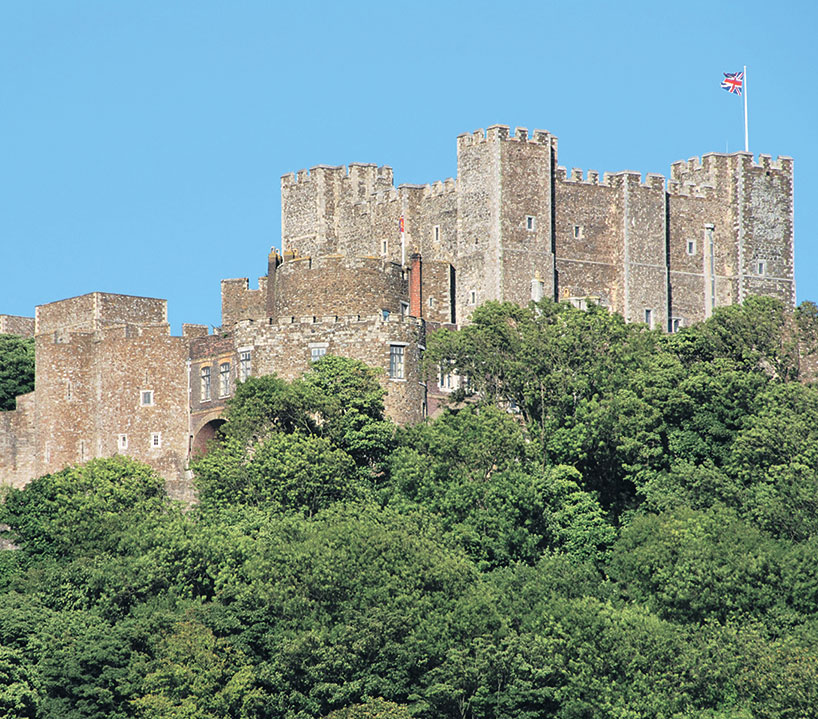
192 419 226 457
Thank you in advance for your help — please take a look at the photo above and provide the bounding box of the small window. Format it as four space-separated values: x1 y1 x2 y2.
66 380 72 401
219 362 231 397
140 390 154 407
526 215 536 231
239 351 252 382
151 432 162 449
434 225 440 242
381 309 390 321
757 260 767 276
201 366 211 401
400 301 409 317
381 239 388 255
672 318 682 333
438 365 460 392
118 434 128 451
311 346 327 362
686 239 696 255
573 225 583 239
644 309 653 328
469 290 476 305
428 296 435 308
389 344 405 380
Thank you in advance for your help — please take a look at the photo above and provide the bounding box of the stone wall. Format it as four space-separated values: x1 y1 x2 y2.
221 276 268 327
232 314 426 425
273 255 409 320
0 315 35 337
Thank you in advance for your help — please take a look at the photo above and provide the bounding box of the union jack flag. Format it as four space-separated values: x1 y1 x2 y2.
721 71 744 95
399 216 404 233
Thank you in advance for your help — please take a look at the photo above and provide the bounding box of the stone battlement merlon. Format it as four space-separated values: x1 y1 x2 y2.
671 152 794 182
557 167 666 190
456 125 553 150
281 163 395 188
252 313 424 329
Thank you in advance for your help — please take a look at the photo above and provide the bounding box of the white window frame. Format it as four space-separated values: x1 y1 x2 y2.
526 215 536 231
239 349 252 382
686 239 696 255
140 389 154 407
219 362 231 398
309 342 328 363
118 434 128 451
757 260 767 276
400 301 409 317
389 343 407 380
201 366 211 402
150 432 162 449
644 308 653 328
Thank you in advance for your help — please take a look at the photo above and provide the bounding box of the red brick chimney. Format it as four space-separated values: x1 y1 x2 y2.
409 253 422 318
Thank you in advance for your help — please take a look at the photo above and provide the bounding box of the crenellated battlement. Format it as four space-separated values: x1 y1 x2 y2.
666 180 715 199
671 152 794 183
457 124 553 149
557 167 665 190
281 163 395 188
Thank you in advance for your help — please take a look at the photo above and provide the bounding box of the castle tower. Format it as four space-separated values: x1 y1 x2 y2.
455 125 556 321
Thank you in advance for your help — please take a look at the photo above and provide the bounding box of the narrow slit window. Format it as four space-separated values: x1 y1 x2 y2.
526 215 536 231
140 390 154 406
757 260 767 276
644 308 653 328
573 225 583 239
687 239 696 255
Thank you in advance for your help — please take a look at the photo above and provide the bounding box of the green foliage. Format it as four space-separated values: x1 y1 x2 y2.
0 333 34 411
4 296 818 717
0 646 37 718
324 698 411 718
194 434 359 515
0 456 170 558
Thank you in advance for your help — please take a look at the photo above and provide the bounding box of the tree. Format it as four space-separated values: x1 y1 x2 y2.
0 456 170 558
0 334 34 411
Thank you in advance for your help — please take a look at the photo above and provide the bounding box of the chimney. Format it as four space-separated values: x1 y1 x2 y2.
409 253 422 318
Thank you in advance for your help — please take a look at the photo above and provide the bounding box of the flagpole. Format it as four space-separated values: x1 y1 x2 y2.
744 65 749 152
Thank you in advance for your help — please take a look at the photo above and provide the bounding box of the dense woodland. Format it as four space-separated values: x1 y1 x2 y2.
3 296 818 718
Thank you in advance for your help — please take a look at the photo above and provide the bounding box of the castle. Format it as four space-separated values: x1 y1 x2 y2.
0 125 795 500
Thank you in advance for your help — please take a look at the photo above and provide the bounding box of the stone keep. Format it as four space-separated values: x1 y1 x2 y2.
0 125 796 497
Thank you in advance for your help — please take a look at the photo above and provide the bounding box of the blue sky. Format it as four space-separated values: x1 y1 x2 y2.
2 0 815 332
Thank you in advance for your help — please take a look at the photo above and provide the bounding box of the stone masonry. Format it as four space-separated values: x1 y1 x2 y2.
0 125 795 497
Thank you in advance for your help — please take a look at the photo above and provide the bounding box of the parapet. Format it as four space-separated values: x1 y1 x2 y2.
0 314 35 337
182 324 209 338
671 152 794 182
457 125 555 150
35 292 167 336
557 167 665 190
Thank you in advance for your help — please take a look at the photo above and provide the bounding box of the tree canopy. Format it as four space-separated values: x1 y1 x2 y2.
3 302 818 717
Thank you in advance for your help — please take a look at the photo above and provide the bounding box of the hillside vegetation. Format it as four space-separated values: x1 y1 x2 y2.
3 297 818 718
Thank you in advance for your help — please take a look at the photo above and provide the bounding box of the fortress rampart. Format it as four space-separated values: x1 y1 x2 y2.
0 124 796 496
